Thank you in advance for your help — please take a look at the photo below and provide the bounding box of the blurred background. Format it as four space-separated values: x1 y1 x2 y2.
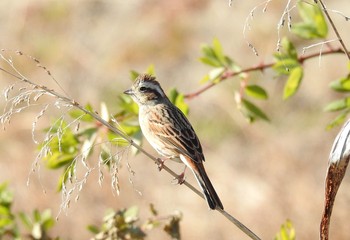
1 0 350 239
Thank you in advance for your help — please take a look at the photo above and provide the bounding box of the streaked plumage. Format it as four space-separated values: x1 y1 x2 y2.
124 74 223 210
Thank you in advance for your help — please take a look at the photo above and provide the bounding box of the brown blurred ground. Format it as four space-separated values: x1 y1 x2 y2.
1 1 350 239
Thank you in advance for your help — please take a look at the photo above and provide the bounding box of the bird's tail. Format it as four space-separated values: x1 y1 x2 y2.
192 162 224 210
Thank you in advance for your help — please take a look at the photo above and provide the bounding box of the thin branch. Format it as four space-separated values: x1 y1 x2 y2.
0 64 261 240
316 0 350 60
184 47 345 100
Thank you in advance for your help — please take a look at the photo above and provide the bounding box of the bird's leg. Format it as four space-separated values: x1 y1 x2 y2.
173 166 187 185
156 157 167 171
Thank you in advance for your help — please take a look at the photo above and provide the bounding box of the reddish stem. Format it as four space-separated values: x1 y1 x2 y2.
185 47 345 100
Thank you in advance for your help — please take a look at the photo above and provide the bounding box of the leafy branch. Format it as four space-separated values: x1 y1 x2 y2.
184 47 345 100
185 1 350 126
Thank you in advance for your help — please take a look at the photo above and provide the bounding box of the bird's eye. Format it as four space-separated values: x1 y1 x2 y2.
139 87 147 92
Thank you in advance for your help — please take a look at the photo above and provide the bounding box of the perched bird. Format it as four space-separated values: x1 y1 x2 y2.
124 74 223 210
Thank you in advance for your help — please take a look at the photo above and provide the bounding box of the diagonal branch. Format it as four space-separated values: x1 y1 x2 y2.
0 64 261 240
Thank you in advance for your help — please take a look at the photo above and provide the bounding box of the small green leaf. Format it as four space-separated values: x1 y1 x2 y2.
324 98 350 112
146 64 156 75
124 206 139 223
291 2 328 39
107 131 131 147
45 153 75 169
200 44 222 67
199 56 222 67
199 74 210 84
168 88 189 116
273 58 300 75
144 219 161 230
201 44 216 59
57 165 75 191
275 219 295 240
329 75 350 92
18 212 32 229
33 209 41 222
240 98 269 122
281 38 298 60
130 70 140 80
118 94 139 115
326 111 349 130
130 65 155 80
41 210 54 230
87 225 100 234
283 67 303 100
245 85 268 100
212 38 226 65
68 103 94 122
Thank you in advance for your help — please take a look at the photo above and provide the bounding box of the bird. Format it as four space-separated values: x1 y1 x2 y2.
124 74 224 210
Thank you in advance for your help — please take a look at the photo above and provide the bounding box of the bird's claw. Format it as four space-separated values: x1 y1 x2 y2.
157 158 165 171
172 172 186 185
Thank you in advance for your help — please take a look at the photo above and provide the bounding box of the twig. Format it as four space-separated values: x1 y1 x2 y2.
184 47 345 100
316 0 350 60
0 64 261 240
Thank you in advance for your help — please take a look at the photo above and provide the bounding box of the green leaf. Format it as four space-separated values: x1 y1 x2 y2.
326 111 349 130
130 65 156 80
212 38 226 65
107 131 131 147
124 206 139 223
240 98 269 122
199 56 222 67
43 126 79 169
199 74 210 84
118 95 139 115
273 58 300 75
200 44 222 67
329 75 350 92
0 217 13 228
130 70 140 80
41 210 54 230
275 220 295 240
57 164 75 191
18 212 32 229
291 2 328 39
0 206 11 216
33 209 41 222
168 88 189 116
281 38 298 60
146 64 156 75
0 182 13 206
45 153 75 169
245 85 268 100
87 225 100 234
68 103 94 122
283 67 303 100
324 98 350 112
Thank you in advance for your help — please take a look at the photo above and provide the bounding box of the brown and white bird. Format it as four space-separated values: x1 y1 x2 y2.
124 74 223 210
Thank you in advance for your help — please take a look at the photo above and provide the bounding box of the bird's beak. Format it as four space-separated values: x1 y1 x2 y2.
123 89 134 95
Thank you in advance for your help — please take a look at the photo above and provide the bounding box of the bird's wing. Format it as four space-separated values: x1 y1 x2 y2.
148 104 205 163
